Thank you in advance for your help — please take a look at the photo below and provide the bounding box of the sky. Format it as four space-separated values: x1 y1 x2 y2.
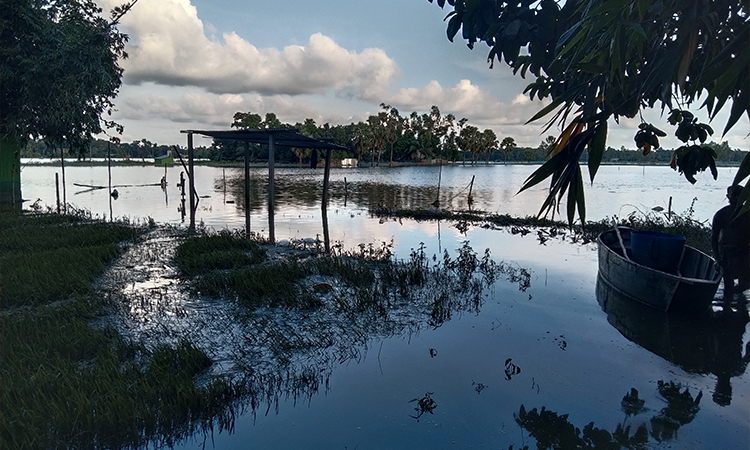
97 0 749 150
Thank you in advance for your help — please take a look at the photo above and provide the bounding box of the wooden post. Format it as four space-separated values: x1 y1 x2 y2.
55 173 60 213
244 141 251 238
60 147 66 213
268 134 275 242
188 133 195 230
108 142 112 221
322 202 330 254
10 163 15 207
468 175 475 207
344 176 348 207
668 196 672 220
322 148 331 208
322 147 332 253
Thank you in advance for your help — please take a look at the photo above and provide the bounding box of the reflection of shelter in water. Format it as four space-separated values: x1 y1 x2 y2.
597 276 750 405
181 129 347 248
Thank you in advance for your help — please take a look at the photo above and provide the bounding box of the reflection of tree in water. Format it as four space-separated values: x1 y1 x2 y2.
220 172 491 212
597 277 750 406
103 234 530 447
511 381 702 450
222 241 532 420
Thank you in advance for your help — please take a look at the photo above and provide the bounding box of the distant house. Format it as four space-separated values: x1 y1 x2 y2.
341 158 358 167
154 149 174 166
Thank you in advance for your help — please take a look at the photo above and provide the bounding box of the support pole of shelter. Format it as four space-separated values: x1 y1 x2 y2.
267 134 275 243
108 142 113 221
244 142 251 238
322 148 331 209
322 148 332 253
188 133 195 231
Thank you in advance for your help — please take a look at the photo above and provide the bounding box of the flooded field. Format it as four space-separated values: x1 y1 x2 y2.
17 163 750 448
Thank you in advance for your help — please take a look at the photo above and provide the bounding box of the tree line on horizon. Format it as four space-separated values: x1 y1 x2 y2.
22 104 746 166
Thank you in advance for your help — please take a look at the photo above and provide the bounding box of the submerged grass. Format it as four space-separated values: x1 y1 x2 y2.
175 233 266 276
0 211 242 449
375 202 712 254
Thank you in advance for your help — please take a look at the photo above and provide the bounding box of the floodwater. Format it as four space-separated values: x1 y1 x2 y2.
19 162 750 449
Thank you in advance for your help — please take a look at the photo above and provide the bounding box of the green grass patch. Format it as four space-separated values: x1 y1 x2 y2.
175 234 266 276
0 211 240 449
196 261 314 308
0 212 140 308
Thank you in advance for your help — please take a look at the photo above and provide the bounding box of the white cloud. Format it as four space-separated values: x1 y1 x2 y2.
101 0 400 98
113 88 331 126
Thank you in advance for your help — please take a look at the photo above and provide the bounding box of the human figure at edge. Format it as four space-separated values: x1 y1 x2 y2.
711 184 750 308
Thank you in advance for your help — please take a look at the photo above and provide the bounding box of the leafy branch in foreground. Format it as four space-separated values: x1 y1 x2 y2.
430 0 749 224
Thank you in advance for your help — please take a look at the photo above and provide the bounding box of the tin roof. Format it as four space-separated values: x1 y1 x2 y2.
181 128 347 150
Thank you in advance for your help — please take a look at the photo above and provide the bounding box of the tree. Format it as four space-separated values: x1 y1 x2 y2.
430 0 749 223
380 104 404 167
0 0 136 207
500 137 517 164
457 125 481 165
482 129 499 164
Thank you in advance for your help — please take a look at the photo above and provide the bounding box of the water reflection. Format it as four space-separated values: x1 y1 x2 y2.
512 381 703 449
99 232 532 447
222 172 482 213
596 276 750 406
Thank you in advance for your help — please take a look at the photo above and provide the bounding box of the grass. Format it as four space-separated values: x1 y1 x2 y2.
374 201 713 254
175 233 266 276
0 211 241 449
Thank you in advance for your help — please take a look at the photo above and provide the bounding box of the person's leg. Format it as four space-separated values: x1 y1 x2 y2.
723 267 736 309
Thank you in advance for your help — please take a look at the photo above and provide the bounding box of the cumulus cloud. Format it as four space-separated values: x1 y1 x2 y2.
101 0 400 98
387 80 544 124
113 89 331 127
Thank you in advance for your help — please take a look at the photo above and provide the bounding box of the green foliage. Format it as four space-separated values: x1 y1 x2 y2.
0 212 241 449
0 0 135 148
431 0 749 223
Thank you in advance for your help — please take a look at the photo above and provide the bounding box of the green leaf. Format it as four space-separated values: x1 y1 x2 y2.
519 151 566 193
526 98 563 124
722 88 749 136
732 152 750 186
446 14 462 42
587 121 607 182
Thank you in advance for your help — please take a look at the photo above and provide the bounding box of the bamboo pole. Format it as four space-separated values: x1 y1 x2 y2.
187 133 195 230
60 147 66 213
468 175 475 207
55 173 60 213
244 142 251 238
322 147 332 253
268 134 275 242
108 142 113 221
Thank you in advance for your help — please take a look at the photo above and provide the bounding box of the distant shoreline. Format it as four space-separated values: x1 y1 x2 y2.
20 158 743 168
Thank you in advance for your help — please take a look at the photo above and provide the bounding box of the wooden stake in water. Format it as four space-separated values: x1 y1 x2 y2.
267 134 276 243
60 146 67 213
108 142 112 221
344 177 348 207
468 175 475 206
244 142 251 238
668 196 672 220
187 133 195 231
433 161 442 207
55 172 60 213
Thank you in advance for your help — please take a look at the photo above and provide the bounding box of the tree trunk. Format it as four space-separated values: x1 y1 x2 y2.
0 136 22 209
